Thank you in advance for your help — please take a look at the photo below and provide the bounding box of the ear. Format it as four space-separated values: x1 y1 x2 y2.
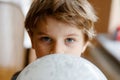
81 41 89 53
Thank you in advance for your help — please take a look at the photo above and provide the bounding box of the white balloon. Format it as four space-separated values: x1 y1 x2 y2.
17 54 107 80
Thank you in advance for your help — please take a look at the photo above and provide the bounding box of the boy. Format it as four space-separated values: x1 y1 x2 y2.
12 0 98 79
25 0 98 58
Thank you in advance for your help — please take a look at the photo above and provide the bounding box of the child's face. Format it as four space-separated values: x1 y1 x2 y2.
31 17 87 58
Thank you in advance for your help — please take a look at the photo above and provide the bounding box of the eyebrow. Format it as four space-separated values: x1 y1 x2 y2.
37 31 48 35
66 33 79 37
36 31 80 37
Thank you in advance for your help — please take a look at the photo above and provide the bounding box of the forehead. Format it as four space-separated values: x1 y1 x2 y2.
32 17 86 42
34 16 83 34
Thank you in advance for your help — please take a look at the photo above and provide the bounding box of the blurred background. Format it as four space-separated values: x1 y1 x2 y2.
0 0 120 80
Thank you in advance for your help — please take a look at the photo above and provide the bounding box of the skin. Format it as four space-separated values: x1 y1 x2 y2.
30 16 88 58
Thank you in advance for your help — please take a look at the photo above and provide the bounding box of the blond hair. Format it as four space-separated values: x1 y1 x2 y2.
25 0 98 40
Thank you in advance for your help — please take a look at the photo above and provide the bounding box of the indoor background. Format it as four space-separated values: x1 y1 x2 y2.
0 0 120 80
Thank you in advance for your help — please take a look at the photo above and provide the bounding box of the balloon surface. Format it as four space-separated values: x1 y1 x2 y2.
17 54 107 80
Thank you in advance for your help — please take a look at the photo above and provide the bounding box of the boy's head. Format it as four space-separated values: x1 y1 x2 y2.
25 0 98 58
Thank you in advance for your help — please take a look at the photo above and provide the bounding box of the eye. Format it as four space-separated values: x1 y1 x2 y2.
65 38 75 43
40 37 52 43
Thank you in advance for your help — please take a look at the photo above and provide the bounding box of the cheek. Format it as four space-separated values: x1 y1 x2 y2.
72 46 83 53
34 43 50 58
69 43 84 53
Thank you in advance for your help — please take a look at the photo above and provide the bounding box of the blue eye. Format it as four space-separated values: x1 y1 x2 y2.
66 38 75 43
40 37 51 42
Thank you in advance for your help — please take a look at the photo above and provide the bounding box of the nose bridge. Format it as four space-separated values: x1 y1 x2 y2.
50 40 64 54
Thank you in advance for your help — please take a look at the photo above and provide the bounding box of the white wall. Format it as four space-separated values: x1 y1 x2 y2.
108 0 120 33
